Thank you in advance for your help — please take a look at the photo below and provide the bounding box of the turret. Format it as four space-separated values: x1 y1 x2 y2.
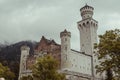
60 29 71 52
60 29 71 70
19 45 30 80
80 4 94 20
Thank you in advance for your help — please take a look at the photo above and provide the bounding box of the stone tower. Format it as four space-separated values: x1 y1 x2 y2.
77 4 98 55
77 4 99 79
19 45 30 79
60 29 71 70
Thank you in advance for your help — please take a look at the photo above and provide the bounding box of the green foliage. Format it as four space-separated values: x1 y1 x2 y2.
0 41 37 80
95 29 120 79
32 55 65 80
20 75 33 80
0 63 15 80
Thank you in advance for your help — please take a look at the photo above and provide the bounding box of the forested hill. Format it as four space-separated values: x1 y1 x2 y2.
0 41 37 80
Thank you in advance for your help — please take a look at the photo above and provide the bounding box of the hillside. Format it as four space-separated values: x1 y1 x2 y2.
0 41 37 80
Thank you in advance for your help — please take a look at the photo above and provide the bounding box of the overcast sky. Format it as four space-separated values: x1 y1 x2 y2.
0 0 120 50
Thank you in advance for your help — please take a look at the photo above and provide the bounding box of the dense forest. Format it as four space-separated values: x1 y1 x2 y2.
0 41 37 80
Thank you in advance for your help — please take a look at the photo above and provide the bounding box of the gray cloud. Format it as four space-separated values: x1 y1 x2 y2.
0 0 120 50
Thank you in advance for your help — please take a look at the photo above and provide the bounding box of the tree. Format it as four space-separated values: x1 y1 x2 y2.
94 29 120 79
32 55 65 80
0 63 15 80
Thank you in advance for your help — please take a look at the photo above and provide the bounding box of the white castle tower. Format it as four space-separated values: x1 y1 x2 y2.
19 45 30 80
60 29 71 70
77 4 98 55
77 4 99 79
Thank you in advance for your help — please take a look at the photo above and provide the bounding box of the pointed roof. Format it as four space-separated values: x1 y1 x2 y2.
64 29 68 33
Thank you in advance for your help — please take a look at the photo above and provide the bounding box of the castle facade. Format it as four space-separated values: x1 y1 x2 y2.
19 4 103 80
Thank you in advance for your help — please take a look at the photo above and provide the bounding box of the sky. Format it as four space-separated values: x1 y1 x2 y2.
0 0 120 50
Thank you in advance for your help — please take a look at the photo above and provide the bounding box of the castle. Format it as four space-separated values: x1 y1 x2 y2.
19 4 103 80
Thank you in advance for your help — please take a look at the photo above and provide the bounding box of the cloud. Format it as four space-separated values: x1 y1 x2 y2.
0 0 120 50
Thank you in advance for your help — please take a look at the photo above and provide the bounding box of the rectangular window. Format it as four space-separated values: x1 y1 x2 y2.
65 46 67 50
65 38 67 41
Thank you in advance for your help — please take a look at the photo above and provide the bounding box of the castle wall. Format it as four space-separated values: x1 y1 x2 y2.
69 50 92 76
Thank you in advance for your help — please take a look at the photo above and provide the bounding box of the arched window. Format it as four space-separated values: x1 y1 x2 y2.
86 21 89 24
91 22 93 25
93 23 95 27
65 38 67 41
79 24 81 27
83 23 85 26
65 46 67 50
